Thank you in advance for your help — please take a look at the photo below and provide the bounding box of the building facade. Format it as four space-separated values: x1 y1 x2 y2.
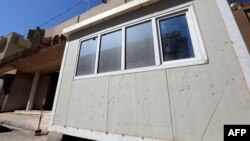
49 0 250 141
0 29 66 112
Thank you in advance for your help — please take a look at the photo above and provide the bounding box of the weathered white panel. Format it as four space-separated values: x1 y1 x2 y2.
66 77 108 132
51 0 250 141
216 0 250 92
53 40 79 126
167 0 250 141
107 70 173 140
168 65 250 141
201 75 250 141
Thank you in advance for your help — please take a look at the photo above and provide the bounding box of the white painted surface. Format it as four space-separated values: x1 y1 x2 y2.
54 69 173 140
50 125 167 141
152 17 161 66
94 35 101 74
74 58 207 80
216 0 250 92
167 64 250 141
66 77 108 131
52 40 79 126
121 27 126 70
166 0 250 140
50 0 250 141
107 70 172 140
49 41 70 127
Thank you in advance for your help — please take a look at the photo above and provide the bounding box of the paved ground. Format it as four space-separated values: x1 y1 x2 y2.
0 112 49 132
0 112 92 141
0 125 47 141
0 125 93 141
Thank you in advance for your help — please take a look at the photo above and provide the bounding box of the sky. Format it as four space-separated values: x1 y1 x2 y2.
0 0 102 37
227 0 250 4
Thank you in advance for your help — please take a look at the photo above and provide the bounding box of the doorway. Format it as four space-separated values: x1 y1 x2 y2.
43 72 59 110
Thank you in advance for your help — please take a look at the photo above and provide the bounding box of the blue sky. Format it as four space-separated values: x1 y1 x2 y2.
227 0 250 4
0 0 102 37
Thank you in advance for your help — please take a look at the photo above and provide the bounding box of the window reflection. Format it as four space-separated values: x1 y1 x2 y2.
76 38 97 76
98 30 122 73
126 21 155 69
159 15 194 61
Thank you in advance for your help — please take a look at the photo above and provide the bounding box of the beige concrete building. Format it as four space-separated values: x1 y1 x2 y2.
0 28 66 112
1 0 250 141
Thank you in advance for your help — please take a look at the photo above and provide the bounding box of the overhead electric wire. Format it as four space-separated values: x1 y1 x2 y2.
22 0 90 37
38 0 87 28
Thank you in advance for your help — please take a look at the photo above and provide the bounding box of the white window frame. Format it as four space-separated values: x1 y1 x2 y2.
75 36 99 76
156 8 206 68
74 4 208 80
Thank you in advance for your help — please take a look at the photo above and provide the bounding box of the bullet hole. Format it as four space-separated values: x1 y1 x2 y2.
210 84 214 88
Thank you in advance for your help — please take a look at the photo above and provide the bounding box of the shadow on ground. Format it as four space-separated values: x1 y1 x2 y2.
0 125 13 133
62 135 94 141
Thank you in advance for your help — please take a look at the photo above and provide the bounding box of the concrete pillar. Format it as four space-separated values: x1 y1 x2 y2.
26 71 40 110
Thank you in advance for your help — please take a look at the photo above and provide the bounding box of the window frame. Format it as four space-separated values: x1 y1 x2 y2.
75 36 99 76
74 4 208 80
156 10 200 66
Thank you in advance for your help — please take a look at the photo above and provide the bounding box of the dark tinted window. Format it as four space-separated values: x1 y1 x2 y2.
159 15 194 61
